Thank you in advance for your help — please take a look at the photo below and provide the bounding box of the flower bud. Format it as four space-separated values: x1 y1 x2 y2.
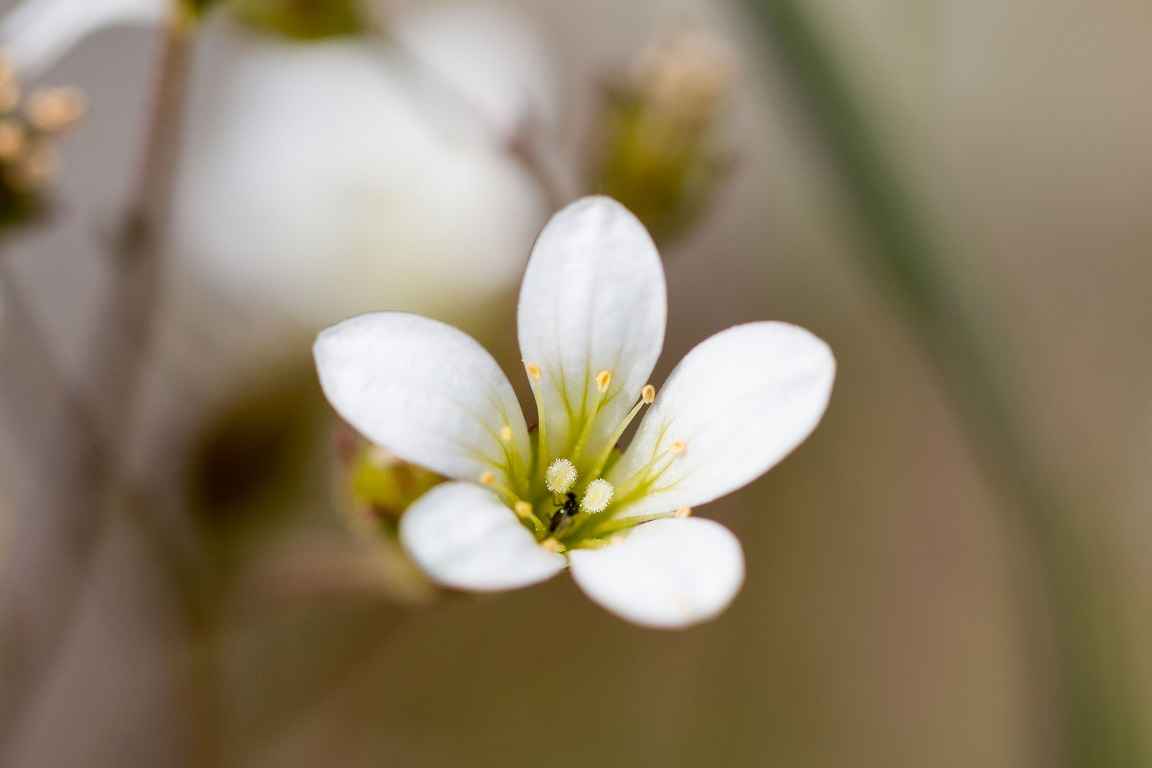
227 0 368 40
588 27 737 243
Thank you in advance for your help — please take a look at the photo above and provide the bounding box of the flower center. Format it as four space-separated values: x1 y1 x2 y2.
500 367 687 552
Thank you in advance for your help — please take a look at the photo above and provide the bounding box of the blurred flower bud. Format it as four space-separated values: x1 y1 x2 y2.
335 426 443 603
588 26 737 243
225 0 367 40
0 50 86 228
338 428 443 540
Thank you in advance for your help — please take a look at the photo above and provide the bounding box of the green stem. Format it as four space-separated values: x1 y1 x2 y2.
740 1 1141 766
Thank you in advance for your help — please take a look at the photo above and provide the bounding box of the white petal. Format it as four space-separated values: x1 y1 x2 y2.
517 196 666 464
1 0 165 77
568 517 744 629
609 322 834 518
314 312 530 489
400 482 566 591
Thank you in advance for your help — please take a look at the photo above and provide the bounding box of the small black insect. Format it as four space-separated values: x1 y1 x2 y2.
549 491 578 533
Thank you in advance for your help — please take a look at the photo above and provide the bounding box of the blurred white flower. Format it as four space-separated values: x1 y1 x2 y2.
314 196 836 629
0 0 165 77
392 3 555 142
171 6 554 333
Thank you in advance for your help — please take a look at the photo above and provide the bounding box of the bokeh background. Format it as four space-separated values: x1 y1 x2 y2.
0 0 1149 766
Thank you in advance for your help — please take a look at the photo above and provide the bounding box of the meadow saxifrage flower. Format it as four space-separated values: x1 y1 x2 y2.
314 196 835 628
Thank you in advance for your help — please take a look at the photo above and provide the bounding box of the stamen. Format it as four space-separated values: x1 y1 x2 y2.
610 445 682 506
513 500 546 536
568 370 614 463
581 479 615 514
584 387 657 480
541 538 560 553
675 506 693 518
478 470 517 505
499 425 514 442
545 458 578 495
524 361 550 480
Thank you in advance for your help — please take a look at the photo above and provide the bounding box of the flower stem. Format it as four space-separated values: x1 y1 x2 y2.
740 0 1142 765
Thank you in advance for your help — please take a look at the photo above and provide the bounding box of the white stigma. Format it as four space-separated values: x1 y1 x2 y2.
545 458 578 495
581 479 614 514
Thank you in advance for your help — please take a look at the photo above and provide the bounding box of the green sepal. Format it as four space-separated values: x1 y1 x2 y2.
225 0 369 40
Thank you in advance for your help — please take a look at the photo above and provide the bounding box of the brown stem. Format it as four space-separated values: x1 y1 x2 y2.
0 6 206 763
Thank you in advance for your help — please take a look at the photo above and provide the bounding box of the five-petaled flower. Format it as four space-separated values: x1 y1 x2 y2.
314 196 835 628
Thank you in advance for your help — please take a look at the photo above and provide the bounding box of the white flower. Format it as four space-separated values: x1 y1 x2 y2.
171 11 552 332
314 196 836 629
0 0 165 77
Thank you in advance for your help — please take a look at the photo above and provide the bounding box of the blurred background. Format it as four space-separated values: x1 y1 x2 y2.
0 0 1148 766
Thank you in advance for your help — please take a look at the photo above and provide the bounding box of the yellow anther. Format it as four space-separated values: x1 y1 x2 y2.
499 425 514 442
479 471 496 486
514 500 533 518
541 538 560 553
641 384 656 404
595 370 612 392
669 440 687 455
526 362 543 381
675 506 693 518
581 479 615 514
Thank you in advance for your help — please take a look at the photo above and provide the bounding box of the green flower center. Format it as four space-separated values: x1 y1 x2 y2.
481 366 689 553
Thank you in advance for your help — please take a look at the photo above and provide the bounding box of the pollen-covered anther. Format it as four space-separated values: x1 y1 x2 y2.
641 384 656 404
581 479 614 514
669 440 687 455
479 471 496 486
595 369 612 392
499 425 514 442
545 458 577 495
675 506 693 518
525 362 543 381
513 500 533 518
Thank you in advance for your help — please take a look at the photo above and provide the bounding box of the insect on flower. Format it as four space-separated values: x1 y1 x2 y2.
314 196 835 628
